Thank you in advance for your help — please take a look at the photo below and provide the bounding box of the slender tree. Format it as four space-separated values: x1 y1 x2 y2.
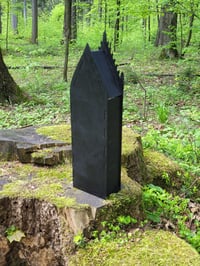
63 0 72 82
185 14 195 48
113 0 120 51
23 0 27 25
71 0 77 41
32 0 38 44
11 0 18 34
0 3 2 34
6 0 9 50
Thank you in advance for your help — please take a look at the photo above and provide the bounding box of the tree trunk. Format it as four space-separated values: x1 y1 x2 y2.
11 0 18 34
185 14 195 48
0 4 2 34
104 0 108 31
148 14 151 42
114 0 120 51
0 49 27 104
23 0 28 26
11 13 18 34
6 0 10 50
32 0 38 44
155 4 179 58
71 0 77 41
63 0 72 82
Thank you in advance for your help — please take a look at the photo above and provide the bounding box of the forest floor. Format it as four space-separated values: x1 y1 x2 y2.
0 45 199 257
1 47 199 175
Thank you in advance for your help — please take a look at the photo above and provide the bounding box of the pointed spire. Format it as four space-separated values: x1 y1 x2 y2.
99 31 124 90
99 31 111 55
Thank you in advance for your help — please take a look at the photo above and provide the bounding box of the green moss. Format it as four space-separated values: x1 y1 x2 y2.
31 148 54 158
122 126 141 156
0 161 72 181
0 179 76 208
96 168 143 224
0 162 75 208
121 167 142 195
69 230 200 266
36 124 71 143
144 150 183 190
36 125 141 159
0 161 37 181
36 164 72 181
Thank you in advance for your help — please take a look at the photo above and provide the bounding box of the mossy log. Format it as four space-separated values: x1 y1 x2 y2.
144 150 184 192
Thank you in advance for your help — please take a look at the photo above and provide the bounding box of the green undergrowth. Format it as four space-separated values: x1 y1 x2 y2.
142 184 200 252
71 182 200 255
69 230 200 266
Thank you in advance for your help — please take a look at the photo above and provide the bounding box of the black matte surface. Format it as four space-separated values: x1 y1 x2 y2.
70 33 123 199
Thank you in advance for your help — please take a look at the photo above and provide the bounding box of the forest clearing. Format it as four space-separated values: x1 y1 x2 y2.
0 1 200 265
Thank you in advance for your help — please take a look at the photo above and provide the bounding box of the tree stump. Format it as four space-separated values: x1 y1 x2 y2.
0 49 27 104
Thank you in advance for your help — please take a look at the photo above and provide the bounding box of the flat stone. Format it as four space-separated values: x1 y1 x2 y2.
0 126 69 164
63 182 105 209
0 126 66 145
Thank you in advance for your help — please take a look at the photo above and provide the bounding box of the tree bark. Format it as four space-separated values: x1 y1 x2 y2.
11 0 18 34
0 4 2 34
71 0 77 41
155 4 179 58
32 0 38 44
185 14 195 48
6 0 10 50
23 0 28 25
0 49 27 104
114 0 120 51
63 0 72 82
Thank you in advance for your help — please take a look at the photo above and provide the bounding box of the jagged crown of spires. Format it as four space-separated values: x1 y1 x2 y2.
99 32 124 89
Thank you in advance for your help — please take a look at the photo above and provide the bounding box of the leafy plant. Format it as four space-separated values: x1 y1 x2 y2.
5 225 25 243
156 103 169 123
117 215 137 226
142 184 200 252
91 215 138 243
73 232 86 248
